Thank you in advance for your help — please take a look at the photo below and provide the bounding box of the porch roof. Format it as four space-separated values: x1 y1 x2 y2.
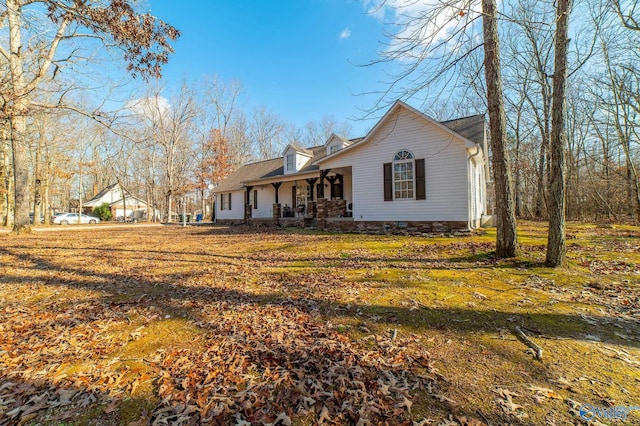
214 146 330 192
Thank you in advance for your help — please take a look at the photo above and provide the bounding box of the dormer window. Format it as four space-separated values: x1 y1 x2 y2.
329 144 340 154
286 154 295 171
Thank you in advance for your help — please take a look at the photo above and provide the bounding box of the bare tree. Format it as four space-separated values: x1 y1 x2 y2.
546 0 572 267
483 0 518 257
301 116 353 146
366 0 518 257
1 0 179 232
250 105 285 160
136 83 198 222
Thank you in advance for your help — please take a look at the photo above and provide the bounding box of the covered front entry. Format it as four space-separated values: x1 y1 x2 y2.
262 167 352 220
244 167 352 223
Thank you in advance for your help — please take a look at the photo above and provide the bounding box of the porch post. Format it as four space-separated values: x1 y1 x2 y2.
271 182 282 225
326 175 337 199
318 169 330 199
306 178 318 218
244 185 253 223
305 178 318 201
271 182 281 204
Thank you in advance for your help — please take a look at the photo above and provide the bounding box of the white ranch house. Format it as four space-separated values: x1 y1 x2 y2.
213 101 489 233
83 183 157 221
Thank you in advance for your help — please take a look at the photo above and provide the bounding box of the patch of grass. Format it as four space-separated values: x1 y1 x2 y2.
118 318 205 360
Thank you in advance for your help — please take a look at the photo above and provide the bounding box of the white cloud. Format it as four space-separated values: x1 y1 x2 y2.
126 95 171 121
363 0 482 60
339 27 352 39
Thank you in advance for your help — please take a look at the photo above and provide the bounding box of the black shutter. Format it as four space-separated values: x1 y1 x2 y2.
415 158 426 200
253 190 258 209
228 193 232 210
383 162 393 201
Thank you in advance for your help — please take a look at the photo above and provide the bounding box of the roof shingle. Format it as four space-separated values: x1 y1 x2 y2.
214 110 485 192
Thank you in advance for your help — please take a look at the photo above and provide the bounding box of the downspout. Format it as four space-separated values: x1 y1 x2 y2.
467 145 482 229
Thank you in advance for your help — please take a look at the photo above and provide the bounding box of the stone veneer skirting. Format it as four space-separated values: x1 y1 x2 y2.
216 201 469 235
217 217 469 235
319 219 469 235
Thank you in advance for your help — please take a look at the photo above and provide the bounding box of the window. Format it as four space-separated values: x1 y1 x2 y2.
329 144 340 154
286 154 295 171
253 190 258 209
221 193 231 210
393 150 414 199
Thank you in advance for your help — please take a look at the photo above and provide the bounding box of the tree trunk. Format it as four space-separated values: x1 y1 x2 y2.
32 128 43 226
0 125 9 227
535 143 547 217
43 142 51 225
146 185 152 222
8 0 31 232
11 114 30 232
482 0 518 258
546 0 571 267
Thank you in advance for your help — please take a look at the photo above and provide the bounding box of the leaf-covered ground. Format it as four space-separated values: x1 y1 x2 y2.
0 222 638 425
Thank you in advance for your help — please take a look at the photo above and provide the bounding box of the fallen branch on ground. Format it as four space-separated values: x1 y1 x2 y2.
514 326 543 361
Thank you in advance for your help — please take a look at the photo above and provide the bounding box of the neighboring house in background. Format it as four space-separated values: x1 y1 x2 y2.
213 100 489 233
83 183 155 220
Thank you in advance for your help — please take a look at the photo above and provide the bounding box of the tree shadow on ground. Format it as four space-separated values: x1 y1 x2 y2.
1 234 638 425
2 243 638 348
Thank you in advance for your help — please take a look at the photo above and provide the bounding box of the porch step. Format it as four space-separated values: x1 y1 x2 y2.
304 218 317 228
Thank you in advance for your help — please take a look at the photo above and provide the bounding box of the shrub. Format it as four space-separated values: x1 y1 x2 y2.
92 203 112 221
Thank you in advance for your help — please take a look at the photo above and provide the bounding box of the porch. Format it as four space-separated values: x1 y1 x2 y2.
241 166 353 222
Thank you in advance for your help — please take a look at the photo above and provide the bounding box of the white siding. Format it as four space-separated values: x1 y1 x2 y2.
326 135 347 156
216 191 244 220
85 185 124 207
251 186 275 219
296 153 310 171
320 108 469 222
283 147 311 174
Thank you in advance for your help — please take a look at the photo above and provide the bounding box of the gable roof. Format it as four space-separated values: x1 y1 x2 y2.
440 114 485 145
325 134 351 147
214 145 328 193
84 182 145 207
316 101 484 165
84 182 120 205
214 101 485 192
283 144 313 157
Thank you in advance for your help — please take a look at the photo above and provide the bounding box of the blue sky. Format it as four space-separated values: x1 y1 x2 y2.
148 1 392 136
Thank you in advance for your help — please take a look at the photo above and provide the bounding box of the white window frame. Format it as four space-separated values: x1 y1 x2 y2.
286 154 295 171
329 144 340 154
221 193 228 210
393 150 415 200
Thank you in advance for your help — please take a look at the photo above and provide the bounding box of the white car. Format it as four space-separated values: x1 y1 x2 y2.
52 212 100 225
